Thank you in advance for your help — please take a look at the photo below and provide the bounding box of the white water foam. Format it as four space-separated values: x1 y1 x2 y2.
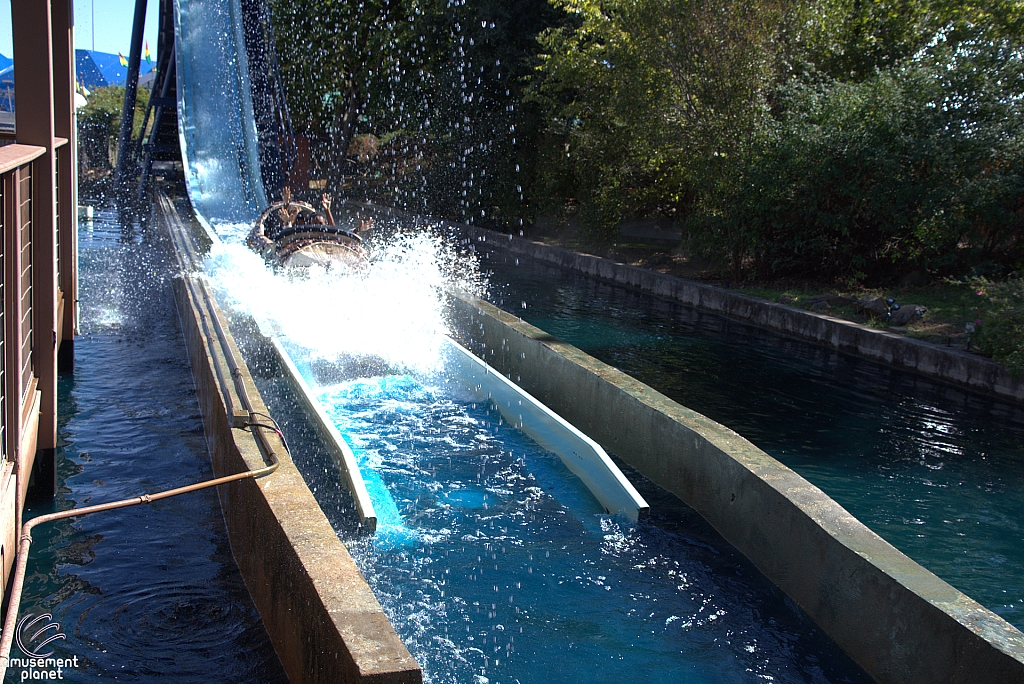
203 224 486 374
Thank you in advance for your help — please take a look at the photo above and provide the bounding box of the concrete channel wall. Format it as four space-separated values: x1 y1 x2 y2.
450 295 1024 684
162 196 421 683
457 225 1024 404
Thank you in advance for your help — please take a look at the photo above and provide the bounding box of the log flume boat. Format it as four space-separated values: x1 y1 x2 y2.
247 189 370 270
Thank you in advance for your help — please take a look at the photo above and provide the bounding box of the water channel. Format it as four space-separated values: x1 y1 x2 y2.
169 1 1006 678
207 228 872 684
480 248 1024 633
16 209 287 682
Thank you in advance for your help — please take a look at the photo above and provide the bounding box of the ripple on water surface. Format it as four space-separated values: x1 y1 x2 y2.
204 213 871 683
279 362 872 684
14 208 286 682
482 249 1024 631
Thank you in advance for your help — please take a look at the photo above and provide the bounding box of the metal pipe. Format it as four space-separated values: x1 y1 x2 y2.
198 278 254 411
195 277 239 422
0 433 278 679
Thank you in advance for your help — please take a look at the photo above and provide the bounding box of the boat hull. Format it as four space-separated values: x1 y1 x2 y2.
248 201 369 270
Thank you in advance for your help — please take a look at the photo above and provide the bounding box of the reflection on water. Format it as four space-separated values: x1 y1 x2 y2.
482 249 1024 629
16 209 286 682
208 216 872 684
243 342 871 684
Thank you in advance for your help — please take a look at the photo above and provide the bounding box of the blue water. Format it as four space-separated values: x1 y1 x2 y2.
12 208 287 682
480 247 1024 630
165 0 865 677
166 0 883 673
234 331 871 684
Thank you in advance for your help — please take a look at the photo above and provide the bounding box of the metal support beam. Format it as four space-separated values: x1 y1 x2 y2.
113 0 149 207
137 44 176 202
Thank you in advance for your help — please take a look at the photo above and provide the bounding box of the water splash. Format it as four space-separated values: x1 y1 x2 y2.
204 223 486 374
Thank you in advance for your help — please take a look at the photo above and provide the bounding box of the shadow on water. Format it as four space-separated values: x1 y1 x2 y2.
482 249 1024 631
12 208 287 682
230 316 366 541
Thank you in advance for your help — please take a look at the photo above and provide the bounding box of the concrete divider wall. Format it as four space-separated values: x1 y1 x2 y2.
173 272 421 684
457 225 1024 404
450 295 1024 684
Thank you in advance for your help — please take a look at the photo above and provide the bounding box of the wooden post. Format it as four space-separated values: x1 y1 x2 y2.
11 0 59 497
52 0 79 364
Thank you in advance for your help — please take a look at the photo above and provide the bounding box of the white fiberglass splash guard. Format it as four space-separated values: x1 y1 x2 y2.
174 0 267 230
172 0 647 536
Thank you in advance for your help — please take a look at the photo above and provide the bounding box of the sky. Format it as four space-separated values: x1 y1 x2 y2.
0 0 159 58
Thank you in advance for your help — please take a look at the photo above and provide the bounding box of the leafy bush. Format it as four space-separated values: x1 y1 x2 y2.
688 25 1024 282
530 0 792 245
965 277 1024 374
77 86 150 170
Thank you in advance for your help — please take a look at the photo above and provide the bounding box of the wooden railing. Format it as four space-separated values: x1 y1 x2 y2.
54 145 62 292
17 164 32 405
0 144 46 477
54 138 70 347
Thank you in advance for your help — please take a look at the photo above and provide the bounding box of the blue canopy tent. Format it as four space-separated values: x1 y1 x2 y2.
0 50 156 130
75 49 157 89
0 50 156 102
0 54 13 116
0 54 12 132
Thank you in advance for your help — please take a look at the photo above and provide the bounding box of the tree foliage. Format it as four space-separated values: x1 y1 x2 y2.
691 24 1024 281
268 0 1024 284
527 0 1024 280
269 0 556 227
77 86 150 170
530 0 797 245
268 0 407 177
797 0 1024 79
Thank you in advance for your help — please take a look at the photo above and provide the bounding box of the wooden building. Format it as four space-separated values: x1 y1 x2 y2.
0 0 78 594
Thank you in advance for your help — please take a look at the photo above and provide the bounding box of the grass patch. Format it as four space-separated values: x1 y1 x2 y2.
735 283 988 347
519 227 1005 361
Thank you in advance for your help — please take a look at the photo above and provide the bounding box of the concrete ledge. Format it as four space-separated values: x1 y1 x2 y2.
450 295 1024 684
459 225 1024 404
161 196 420 683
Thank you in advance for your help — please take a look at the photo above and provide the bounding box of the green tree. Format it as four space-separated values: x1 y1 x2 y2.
401 0 560 226
268 0 407 177
696 23 1024 282
531 0 797 253
77 85 150 170
269 0 557 228
798 0 1024 81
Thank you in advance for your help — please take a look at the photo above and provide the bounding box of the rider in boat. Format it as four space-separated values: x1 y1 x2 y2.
248 187 369 269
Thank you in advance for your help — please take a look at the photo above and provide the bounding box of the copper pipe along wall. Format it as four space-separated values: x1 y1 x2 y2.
0 271 281 678
0 432 280 678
